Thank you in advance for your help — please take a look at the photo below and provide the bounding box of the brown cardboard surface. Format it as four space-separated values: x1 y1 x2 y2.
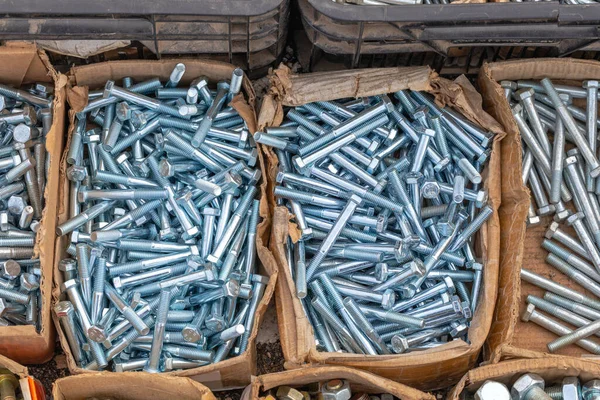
259 65 505 391
52 372 217 400
478 58 600 361
53 58 278 389
250 366 435 400
0 43 65 364
448 356 600 399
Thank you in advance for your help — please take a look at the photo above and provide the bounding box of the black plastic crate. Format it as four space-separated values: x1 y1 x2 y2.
0 0 290 73
299 0 600 71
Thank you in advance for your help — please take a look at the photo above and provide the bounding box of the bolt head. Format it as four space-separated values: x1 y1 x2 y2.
205 314 226 332
405 171 423 185
13 124 33 143
512 374 545 400
223 280 240 298
583 80 600 89
60 279 78 292
159 227 177 241
562 377 581 400
421 180 441 199
450 322 468 338
522 303 536 322
292 156 307 172
545 221 560 239
399 284 416 299
476 190 488 208
381 95 395 113
130 110 147 128
66 165 87 182
1 260 20 280
434 156 451 172
59 258 77 273
444 276 456 295
391 334 409 354
116 102 132 121
87 325 107 343
7 196 26 215
582 380 600 399
381 289 396 310
538 204 555 216
436 219 455 237
410 259 426 277
516 88 535 101
413 105 429 121
103 80 115 98
54 301 74 318
181 325 203 343
20 273 38 292
475 381 510 400
512 103 523 115
565 155 579 167
528 215 541 226
159 158 175 178
554 208 570 222
375 263 389 282
567 212 585 226
501 81 518 91
193 77 209 91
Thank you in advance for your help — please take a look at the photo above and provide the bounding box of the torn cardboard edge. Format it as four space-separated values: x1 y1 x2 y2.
448 354 600 399
0 42 65 364
259 64 505 391
52 58 278 390
251 366 435 400
478 58 600 360
52 372 217 400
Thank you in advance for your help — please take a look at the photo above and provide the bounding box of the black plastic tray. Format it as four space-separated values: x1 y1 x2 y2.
0 0 290 73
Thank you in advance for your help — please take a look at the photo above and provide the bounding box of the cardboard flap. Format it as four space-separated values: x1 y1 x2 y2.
253 366 435 400
52 373 216 400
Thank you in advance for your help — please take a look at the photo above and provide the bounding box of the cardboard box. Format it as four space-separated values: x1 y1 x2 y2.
249 366 434 400
0 43 66 364
52 59 279 389
258 65 505 391
478 58 600 360
52 372 216 400
448 353 600 399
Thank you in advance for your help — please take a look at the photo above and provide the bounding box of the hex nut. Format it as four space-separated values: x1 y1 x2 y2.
276 386 304 400
475 380 510 400
583 380 600 400
511 373 545 400
562 377 580 400
321 380 351 400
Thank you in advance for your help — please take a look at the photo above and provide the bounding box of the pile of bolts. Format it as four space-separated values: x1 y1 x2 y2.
504 78 600 354
257 89 492 354
263 380 395 400
469 373 599 400
0 82 52 328
54 63 267 372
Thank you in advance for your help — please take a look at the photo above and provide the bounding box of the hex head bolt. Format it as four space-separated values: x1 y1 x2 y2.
165 63 185 88
541 78 600 176
511 373 553 400
548 315 600 353
54 301 85 365
542 240 600 284
517 88 553 156
582 80 600 191
143 289 170 373
75 243 92 309
191 83 229 147
238 274 268 353
208 185 257 264
305 195 362 281
61 279 93 336
527 295 600 339
513 105 552 176
582 380 600 400
522 304 600 354
521 268 600 311
565 212 600 274
57 200 115 236
342 297 391 354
